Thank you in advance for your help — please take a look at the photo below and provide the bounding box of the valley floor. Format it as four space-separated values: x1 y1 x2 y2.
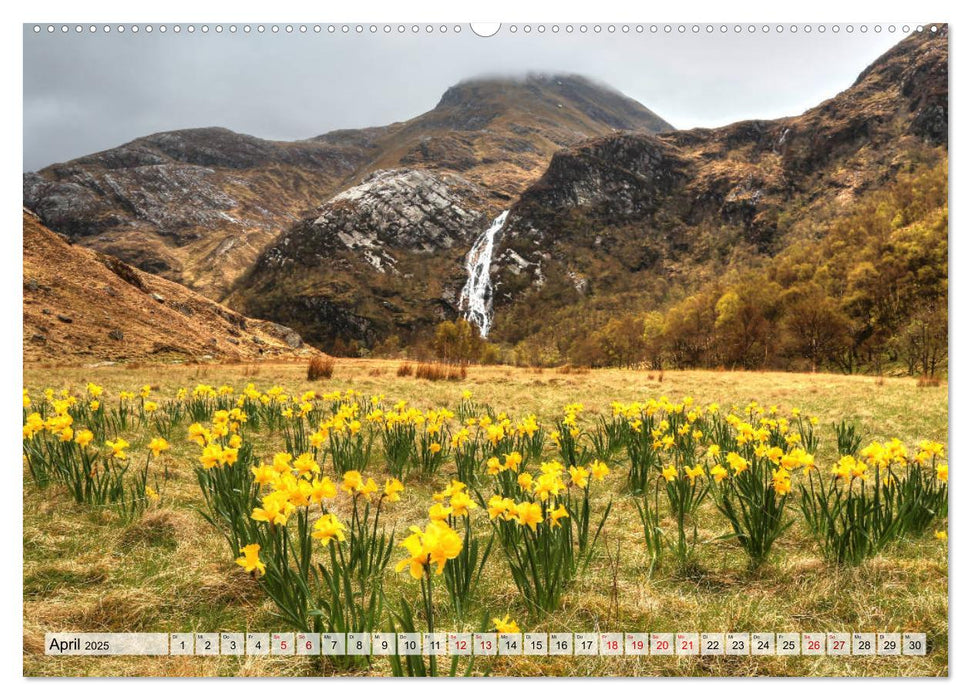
22 360 948 677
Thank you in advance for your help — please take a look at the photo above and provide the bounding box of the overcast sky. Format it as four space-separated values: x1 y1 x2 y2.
23 24 905 172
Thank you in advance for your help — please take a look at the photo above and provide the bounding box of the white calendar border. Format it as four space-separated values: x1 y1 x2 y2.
6 0 961 698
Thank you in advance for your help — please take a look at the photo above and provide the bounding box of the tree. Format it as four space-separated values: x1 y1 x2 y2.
662 293 717 368
596 315 646 368
641 311 665 370
433 319 486 364
781 285 853 372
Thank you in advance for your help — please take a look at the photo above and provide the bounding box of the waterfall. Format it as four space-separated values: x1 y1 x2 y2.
458 210 509 337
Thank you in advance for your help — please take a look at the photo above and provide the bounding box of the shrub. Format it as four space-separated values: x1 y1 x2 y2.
415 363 466 381
396 363 414 377
307 356 334 381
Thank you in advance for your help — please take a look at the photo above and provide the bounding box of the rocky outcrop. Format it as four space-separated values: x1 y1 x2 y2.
22 127 383 297
228 169 493 350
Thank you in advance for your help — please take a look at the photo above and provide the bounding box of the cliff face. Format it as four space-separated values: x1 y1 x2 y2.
24 75 671 301
22 210 318 363
227 168 492 349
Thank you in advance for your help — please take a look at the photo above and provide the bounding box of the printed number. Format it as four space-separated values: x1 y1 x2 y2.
404 640 417 651
556 640 568 650
706 640 718 650
280 640 288 650
606 640 619 651
731 640 744 650
681 640 694 650
908 640 923 650
831 640 845 651
808 640 821 651
482 641 493 650
656 640 670 651
254 641 262 650
782 640 795 650
306 641 313 651
858 640 871 650
204 640 212 651
228 641 237 651
456 640 467 651
883 640 897 650
178 641 186 650
630 640 643 651
757 641 769 650
504 639 518 650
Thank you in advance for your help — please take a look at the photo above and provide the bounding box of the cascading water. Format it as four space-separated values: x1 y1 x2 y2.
458 210 509 337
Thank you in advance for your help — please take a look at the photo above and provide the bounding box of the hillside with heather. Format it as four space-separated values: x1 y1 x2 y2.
22 209 317 363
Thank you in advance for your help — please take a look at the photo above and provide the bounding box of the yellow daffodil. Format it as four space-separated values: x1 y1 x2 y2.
569 466 589 489
251 492 292 526
312 514 347 546
429 503 452 521
293 452 318 476
493 615 520 633
450 490 477 517
251 463 276 486
199 443 223 469
105 438 130 460
235 544 266 576
395 521 463 578
309 476 338 503
75 428 94 448
341 470 364 494
148 437 169 457
384 478 404 502
549 504 569 528
515 501 543 531
685 464 705 485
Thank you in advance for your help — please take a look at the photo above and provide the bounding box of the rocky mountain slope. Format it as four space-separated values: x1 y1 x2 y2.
23 75 671 300
23 210 317 363
485 26 948 345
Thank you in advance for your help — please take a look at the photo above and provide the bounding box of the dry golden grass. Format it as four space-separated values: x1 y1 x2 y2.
306 356 335 381
22 360 948 677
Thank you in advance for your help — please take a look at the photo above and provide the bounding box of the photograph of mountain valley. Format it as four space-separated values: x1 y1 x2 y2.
21 22 948 677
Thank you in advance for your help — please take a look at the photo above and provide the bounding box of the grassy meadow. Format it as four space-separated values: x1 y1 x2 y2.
22 360 948 677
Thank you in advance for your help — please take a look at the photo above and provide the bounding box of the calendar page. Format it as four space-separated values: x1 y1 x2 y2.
19 10 949 681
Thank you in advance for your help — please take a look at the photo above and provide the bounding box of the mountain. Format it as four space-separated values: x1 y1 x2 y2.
22 210 317 364
226 28 947 356
23 75 671 300
485 26 948 348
